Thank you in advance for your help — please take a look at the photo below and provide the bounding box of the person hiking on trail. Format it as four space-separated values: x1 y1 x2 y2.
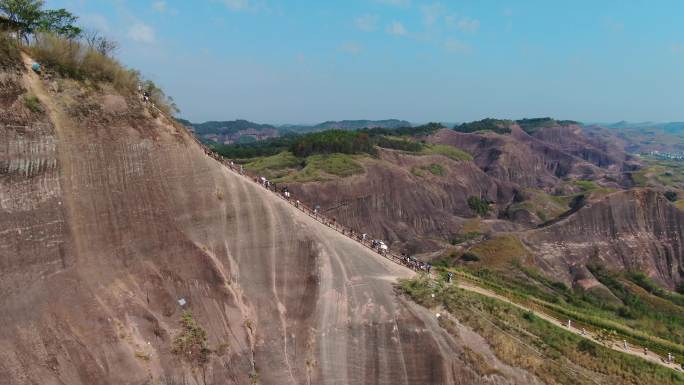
143 90 150 102
31 62 42 74
623 340 627 350
644 347 648 355
447 272 453 283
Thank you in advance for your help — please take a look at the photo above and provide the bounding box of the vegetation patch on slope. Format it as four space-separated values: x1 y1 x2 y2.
420 144 473 161
516 117 578 134
507 190 574 223
400 276 684 385
438 262 684 364
0 32 20 68
212 123 444 160
454 117 579 135
454 118 514 134
412 163 446 177
630 155 684 190
467 235 528 266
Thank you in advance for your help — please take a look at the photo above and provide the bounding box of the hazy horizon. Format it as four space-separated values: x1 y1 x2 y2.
46 0 684 123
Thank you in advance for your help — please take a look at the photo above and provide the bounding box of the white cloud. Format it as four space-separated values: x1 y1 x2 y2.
456 17 480 33
376 0 411 6
339 42 363 55
444 38 470 54
420 3 444 27
128 22 156 44
386 21 407 36
355 14 378 32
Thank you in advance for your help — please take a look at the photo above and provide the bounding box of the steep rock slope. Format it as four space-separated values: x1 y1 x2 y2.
286 149 519 254
522 189 684 289
0 59 541 384
429 127 628 190
528 124 629 169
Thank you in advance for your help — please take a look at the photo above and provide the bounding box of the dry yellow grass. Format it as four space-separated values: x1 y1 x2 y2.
468 235 529 267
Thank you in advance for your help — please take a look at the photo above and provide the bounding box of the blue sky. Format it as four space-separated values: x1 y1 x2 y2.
46 0 684 124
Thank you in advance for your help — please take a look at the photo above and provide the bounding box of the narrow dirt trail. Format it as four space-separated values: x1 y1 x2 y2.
19 53 89 268
455 280 683 372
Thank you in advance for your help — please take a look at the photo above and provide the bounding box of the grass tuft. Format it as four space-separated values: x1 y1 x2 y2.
420 144 473 161
23 94 43 113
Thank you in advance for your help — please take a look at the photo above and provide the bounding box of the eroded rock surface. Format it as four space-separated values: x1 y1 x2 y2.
0 60 542 384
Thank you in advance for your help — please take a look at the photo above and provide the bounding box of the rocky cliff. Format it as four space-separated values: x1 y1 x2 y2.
0 56 541 384
286 148 520 254
523 189 684 289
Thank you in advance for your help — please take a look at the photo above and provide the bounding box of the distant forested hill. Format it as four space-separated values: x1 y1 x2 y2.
282 119 412 133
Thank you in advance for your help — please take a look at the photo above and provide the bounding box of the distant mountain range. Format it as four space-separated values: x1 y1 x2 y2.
179 118 414 144
585 121 684 153
290 119 412 133
598 121 684 132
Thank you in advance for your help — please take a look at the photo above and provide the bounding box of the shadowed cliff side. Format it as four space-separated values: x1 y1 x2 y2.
0 56 542 384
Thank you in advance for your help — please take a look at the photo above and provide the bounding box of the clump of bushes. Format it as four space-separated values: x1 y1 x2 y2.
172 311 210 365
375 135 424 152
23 94 42 112
290 130 377 158
454 118 513 134
451 231 482 245
467 196 491 216
30 33 178 115
0 32 20 68
460 252 480 262
665 191 678 202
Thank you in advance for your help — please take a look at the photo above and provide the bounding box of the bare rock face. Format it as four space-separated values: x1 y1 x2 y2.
523 189 684 289
429 127 628 191
286 149 519 254
0 63 542 384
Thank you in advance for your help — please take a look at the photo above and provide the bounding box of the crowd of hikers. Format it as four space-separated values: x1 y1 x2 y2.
238 174 440 274
401 254 432 273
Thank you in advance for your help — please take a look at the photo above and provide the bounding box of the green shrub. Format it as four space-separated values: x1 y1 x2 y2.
665 191 678 202
460 252 480 262
576 339 597 355
451 231 482 245
425 163 445 176
522 310 536 321
23 94 42 113
467 196 491 216
172 311 210 365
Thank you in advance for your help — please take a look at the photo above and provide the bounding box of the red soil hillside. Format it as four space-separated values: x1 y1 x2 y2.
0 56 542 384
